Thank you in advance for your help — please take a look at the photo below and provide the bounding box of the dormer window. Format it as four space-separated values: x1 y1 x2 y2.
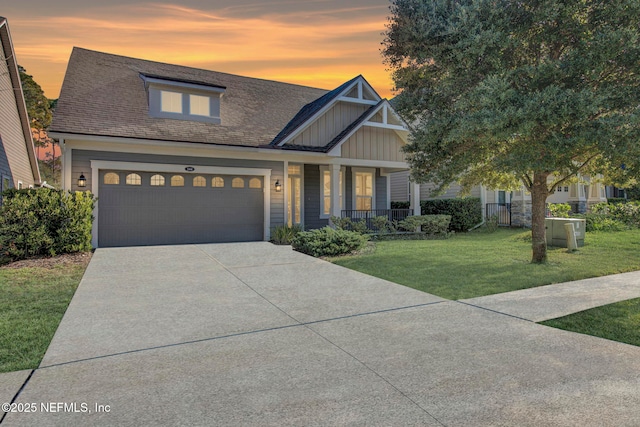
141 74 225 124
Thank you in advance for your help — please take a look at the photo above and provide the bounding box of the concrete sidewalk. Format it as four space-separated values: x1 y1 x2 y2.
462 271 640 322
3 244 640 426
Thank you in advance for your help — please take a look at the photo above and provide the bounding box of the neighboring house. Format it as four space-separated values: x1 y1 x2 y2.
50 48 413 247
0 17 40 195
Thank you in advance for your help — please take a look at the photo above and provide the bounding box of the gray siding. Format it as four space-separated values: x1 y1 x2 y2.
390 170 409 202
0 47 34 187
344 167 353 210
303 164 328 229
72 149 285 228
376 170 387 210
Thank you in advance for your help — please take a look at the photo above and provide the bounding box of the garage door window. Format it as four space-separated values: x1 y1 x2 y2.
171 175 184 187
193 176 206 187
249 178 261 189
126 173 142 186
150 174 165 186
104 173 119 185
212 177 224 187
232 178 244 188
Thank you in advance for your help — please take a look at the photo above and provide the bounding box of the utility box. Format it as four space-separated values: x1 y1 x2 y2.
545 218 586 248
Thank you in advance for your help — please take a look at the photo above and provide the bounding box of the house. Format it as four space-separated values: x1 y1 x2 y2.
391 170 607 227
50 48 414 247
0 17 41 195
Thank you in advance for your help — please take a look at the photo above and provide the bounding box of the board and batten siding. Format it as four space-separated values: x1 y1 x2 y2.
287 102 369 148
0 47 34 187
340 127 405 162
71 149 285 228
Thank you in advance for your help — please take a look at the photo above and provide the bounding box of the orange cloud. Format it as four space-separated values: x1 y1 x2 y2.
9 3 395 99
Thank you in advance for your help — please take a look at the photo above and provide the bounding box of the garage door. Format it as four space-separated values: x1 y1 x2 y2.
98 170 264 247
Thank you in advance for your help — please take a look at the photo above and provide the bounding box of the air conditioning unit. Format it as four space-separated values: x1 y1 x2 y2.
545 218 586 248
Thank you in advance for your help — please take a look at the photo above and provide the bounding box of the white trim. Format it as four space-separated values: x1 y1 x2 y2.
336 96 378 105
363 122 408 131
275 76 382 147
351 167 376 210
61 139 72 191
410 181 421 216
17 180 23 189
283 160 289 228
141 75 226 94
319 165 346 219
89 160 271 247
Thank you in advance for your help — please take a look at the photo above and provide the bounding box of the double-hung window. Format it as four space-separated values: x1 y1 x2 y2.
353 169 374 211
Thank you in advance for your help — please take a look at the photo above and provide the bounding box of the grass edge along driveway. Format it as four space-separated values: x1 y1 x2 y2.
0 258 89 373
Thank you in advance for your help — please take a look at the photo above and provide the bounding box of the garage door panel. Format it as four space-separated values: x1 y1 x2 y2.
98 171 265 247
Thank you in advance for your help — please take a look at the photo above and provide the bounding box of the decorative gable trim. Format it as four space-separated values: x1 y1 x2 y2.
273 76 382 147
327 100 409 157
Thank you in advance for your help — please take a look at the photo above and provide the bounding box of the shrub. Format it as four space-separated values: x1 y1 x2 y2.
371 216 394 234
548 203 571 218
270 224 303 245
485 214 499 233
398 215 451 235
329 216 368 233
421 198 482 232
291 227 369 257
391 201 411 209
607 197 627 205
590 201 640 228
575 213 628 232
0 188 95 261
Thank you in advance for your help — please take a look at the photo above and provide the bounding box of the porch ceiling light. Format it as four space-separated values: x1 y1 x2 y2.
78 173 87 188
275 179 282 192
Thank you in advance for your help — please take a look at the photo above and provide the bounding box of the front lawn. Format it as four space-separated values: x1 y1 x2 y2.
0 255 89 373
540 298 640 347
332 228 640 300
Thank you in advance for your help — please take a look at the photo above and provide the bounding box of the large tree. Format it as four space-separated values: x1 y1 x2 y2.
383 0 640 263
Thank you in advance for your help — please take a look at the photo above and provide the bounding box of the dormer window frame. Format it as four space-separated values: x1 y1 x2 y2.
141 75 225 124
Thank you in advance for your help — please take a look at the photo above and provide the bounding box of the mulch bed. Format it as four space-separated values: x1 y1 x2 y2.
0 252 93 269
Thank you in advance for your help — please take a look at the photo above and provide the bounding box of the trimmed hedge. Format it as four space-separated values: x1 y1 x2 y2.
291 227 368 257
397 215 451 235
0 188 96 261
391 201 411 209
421 198 482 232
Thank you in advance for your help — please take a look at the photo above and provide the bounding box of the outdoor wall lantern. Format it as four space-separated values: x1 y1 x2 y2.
274 180 282 192
78 173 87 188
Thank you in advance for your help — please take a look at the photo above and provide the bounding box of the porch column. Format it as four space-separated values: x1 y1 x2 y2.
330 163 342 218
410 181 421 216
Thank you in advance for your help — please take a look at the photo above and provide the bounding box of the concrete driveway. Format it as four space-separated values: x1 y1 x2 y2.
3 243 640 426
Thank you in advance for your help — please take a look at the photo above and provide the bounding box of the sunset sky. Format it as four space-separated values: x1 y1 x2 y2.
4 0 396 99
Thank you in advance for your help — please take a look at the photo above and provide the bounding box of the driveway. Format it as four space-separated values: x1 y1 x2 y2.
3 243 640 426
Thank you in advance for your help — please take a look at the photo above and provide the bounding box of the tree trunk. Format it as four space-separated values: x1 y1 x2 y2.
530 172 550 263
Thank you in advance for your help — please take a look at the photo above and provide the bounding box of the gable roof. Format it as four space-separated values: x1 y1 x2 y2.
50 48 328 148
0 17 41 184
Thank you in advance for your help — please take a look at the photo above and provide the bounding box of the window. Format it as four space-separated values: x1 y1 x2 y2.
2 177 9 191
288 165 302 226
160 91 182 113
171 175 184 187
557 186 562 192
104 173 119 185
193 176 206 187
17 181 23 190
190 94 210 117
212 177 224 187
249 178 262 189
126 173 141 186
564 186 569 192
150 174 165 186
354 170 374 210
232 177 245 188
320 167 344 217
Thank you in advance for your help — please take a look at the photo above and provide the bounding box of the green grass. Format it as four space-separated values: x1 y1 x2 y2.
0 264 87 373
540 298 640 347
332 228 640 300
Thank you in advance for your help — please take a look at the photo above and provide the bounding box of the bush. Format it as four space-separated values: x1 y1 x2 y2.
0 188 95 261
329 216 368 233
270 224 303 245
291 227 369 257
485 214 499 233
398 215 451 235
548 203 571 218
421 198 482 232
607 197 627 205
575 213 628 232
391 201 410 209
591 201 640 228
371 216 395 234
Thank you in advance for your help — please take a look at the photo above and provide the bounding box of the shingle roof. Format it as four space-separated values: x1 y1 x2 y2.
50 48 329 148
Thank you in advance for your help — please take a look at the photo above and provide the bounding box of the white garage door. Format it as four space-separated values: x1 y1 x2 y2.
98 170 264 247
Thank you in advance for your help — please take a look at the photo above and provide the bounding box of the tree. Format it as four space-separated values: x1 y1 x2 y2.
19 66 59 186
383 0 640 263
